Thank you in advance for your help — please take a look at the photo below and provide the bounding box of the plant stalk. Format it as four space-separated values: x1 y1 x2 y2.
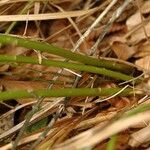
0 87 132 102
0 33 132 72
0 55 138 81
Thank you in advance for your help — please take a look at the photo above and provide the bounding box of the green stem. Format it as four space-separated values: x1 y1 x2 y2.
0 55 137 81
0 33 131 72
123 103 150 118
0 87 132 102
106 135 117 150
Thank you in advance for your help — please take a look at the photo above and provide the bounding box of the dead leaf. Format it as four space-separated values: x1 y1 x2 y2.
126 0 150 44
1 45 28 56
79 41 94 55
111 41 136 60
126 12 141 31
127 0 150 30
141 0 150 14
135 56 150 72
129 125 150 148
135 41 150 57
0 113 14 136
108 97 131 109
0 64 9 72
135 55 150 78
128 22 150 44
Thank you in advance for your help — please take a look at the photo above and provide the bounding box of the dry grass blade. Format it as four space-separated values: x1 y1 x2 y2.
0 8 97 22
0 129 55 150
0 0 70 5
76 112 117 129
0 101 36 120
45 0 109 41
73 0 118 51
54 111 150 150
129 125 150 147
0 99 62 139
0 0 149 149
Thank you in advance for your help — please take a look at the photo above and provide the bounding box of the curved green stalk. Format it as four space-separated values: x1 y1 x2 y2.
123 103 150 118
0 55 137 81
0 33 132 72
0 87 132 102
106 135 117 150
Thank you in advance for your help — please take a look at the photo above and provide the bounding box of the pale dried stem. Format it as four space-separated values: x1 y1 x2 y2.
0 99 62 140
54 111 150 150
73 0 118 52
0 8 97 22
91 0 133 53
129 125 150 147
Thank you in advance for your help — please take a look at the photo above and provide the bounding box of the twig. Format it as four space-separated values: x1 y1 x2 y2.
12 93 42 150
45 0 109 41
119 73 144 85
91 0 133 53
0 101 36 120
95 85 129 103
73 0 118 52
0 99 62 140
50 2 82 38
29 106 64 150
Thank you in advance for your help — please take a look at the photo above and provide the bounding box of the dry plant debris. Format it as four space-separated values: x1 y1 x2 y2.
0 0 150 150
